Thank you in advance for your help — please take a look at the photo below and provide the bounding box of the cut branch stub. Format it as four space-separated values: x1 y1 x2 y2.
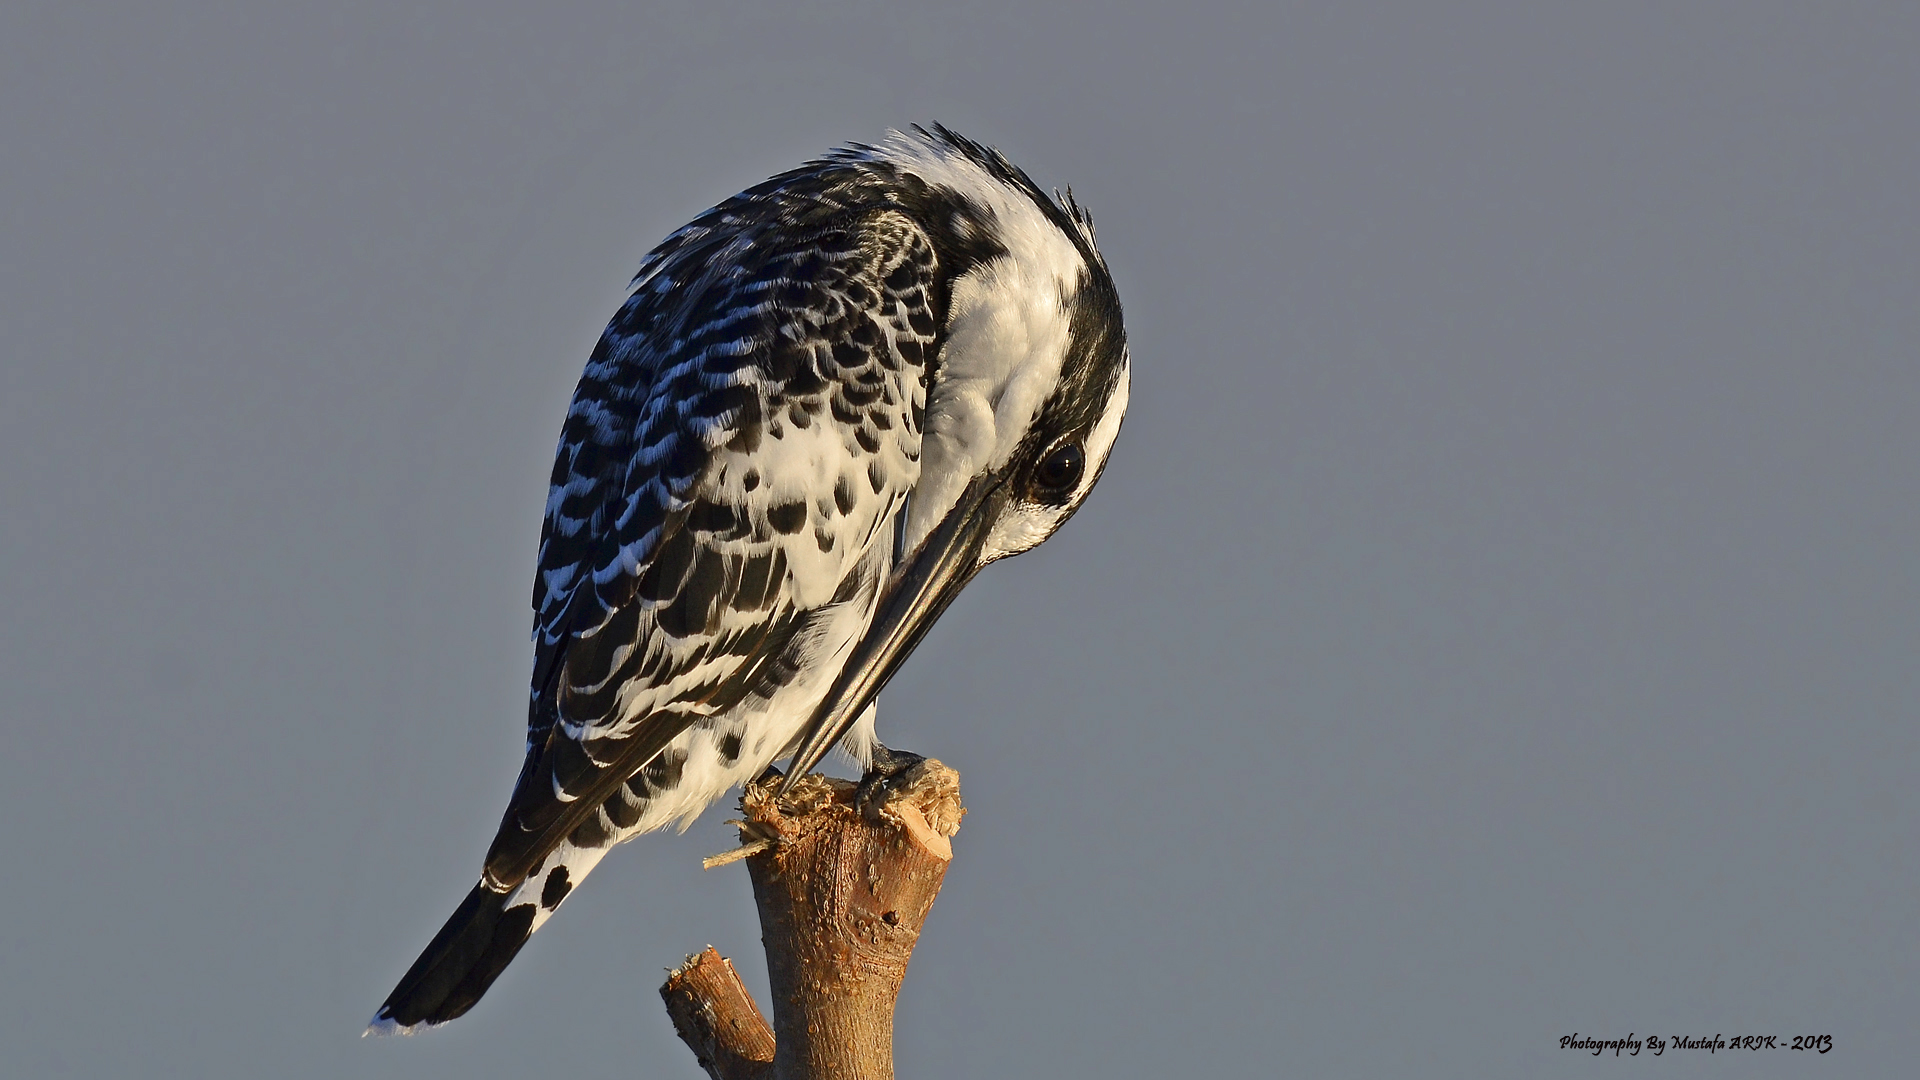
746 760 963 1080
660 948 776 1080
660 760 963 1080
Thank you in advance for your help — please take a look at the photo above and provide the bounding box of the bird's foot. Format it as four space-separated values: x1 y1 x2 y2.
856 743 928 821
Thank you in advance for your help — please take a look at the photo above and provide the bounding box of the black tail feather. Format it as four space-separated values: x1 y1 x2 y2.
372 883 538 1031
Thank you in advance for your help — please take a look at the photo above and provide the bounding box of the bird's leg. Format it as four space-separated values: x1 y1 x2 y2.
855 742 928 820
701 764 789 869
745 761 786 835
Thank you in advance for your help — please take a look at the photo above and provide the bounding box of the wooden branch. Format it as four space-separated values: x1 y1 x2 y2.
661 760 964 1080
660 948 775 1080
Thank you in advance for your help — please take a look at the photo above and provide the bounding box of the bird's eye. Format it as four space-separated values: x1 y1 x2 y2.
1032 443 1085 499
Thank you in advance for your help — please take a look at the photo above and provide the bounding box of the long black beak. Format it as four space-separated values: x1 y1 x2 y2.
778 475 1012 791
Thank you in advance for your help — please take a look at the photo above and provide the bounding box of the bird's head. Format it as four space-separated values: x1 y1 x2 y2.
784 126 1130 782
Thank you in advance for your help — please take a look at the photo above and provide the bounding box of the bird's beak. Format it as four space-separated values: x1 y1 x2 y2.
779 474 1013 789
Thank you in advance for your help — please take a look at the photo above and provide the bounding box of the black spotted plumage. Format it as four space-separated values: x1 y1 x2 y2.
492 208 941 886
371 125 1130 1035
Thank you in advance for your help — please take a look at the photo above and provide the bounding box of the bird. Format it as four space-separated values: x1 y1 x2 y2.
368 125 1130 1033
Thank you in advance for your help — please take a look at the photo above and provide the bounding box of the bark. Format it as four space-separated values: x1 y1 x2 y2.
661 760 964 1080
661 948 776 1080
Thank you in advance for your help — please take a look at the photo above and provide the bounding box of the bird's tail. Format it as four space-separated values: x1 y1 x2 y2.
367 846 608 1034
366 883 532 1033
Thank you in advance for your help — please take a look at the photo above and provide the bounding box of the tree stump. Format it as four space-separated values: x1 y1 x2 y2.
660 760 964 1080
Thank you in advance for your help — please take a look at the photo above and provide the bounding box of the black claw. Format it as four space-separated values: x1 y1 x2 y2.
856 743 927 820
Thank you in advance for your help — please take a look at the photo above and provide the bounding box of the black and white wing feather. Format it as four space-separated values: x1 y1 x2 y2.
373 125 1130 1034
499 203 938 883
373 194 940 1031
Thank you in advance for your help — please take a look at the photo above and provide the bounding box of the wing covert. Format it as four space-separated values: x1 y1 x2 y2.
490 204 940 888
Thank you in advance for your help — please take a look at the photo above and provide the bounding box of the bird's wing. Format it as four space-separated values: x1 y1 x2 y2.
484 204 938 889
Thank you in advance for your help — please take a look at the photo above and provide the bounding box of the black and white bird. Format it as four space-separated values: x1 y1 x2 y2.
369 126 1130 1033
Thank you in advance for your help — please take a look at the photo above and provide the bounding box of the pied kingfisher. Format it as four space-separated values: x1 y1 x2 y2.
370 126 1130 1032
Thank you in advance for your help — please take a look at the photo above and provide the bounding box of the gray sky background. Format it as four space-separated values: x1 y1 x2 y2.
3 3 1914 1077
